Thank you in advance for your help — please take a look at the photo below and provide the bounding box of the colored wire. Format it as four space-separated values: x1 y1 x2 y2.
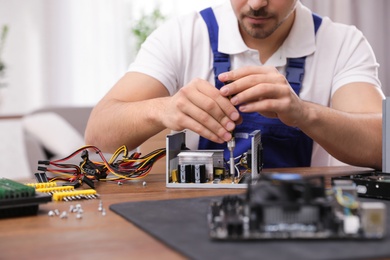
335 188 359 212
38 145 166 184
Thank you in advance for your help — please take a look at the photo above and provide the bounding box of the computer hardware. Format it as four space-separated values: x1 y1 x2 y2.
208 174 386 240
0 178 51 218
165 130 263 188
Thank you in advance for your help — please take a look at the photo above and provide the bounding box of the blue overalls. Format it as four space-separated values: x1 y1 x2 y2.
198 7 322 168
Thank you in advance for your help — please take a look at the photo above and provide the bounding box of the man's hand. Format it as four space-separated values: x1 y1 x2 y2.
158 78 241 144
218 66 306 127
218 65 384 169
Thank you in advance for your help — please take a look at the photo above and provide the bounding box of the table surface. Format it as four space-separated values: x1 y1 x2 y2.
0 166 373 259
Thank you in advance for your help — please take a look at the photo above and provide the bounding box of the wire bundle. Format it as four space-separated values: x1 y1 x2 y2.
335 188 359 215
37 145 166 184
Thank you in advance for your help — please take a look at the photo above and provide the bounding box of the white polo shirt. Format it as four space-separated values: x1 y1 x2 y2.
129 0 382 167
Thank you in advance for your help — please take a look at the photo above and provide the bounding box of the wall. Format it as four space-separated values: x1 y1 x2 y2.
301 0 390 96
0 0 45 114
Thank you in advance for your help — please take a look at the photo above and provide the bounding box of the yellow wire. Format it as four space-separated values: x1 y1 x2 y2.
48 145 165 182
335 188 359 209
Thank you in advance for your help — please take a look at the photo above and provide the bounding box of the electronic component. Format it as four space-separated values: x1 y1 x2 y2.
178 150 224 182
35 186 75 194
26 181 98 202
227 136 235 182
332 171 390 200
51 189 98 202
382 98 390 172
25 182 57 189
34 172 49 183
29 181 98 201
166 130 262 188
34 145 166 186
207 174 386 240
0 178 51 218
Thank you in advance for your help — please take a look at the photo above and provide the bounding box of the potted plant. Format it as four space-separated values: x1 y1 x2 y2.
0 24 9 89
131 8 166 51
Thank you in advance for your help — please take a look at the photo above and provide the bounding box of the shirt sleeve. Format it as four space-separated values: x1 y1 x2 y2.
128 17 181 96
331 24 381 96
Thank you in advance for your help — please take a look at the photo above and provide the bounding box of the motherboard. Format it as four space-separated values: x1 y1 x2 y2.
207 174 386 240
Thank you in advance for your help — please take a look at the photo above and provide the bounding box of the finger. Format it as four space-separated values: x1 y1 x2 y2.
220 72 286 100
180 101 234 142
164 100 228 144
238 93 294 115
180 113 228 143
174 84 234 142
218 66 279 83
228 83 287 109
238 98 280 114
187 78 240 123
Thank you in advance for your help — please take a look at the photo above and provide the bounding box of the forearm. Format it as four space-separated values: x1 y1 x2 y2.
85 97 167 153
300 101 382 169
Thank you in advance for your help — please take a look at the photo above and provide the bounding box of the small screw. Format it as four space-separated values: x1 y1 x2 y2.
98 200 103 211
60 211 68 219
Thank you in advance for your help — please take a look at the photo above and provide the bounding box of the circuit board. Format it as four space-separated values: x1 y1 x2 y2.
0 178 52 218
208 174 386 240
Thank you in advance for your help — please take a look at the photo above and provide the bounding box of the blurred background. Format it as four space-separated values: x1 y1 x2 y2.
0 0 388 178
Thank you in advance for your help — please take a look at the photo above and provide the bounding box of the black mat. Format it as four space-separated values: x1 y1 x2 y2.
110 196 390 260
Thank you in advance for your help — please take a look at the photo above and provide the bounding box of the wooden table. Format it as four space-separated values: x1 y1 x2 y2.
0 114 23 120
0 166 373 259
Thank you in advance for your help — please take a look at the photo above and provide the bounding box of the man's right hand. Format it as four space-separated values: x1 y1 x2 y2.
158 77 240 144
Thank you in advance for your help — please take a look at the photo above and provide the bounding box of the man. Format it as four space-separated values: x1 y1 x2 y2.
85 0 384 169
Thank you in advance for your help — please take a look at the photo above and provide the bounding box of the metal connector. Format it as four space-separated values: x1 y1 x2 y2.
227 137 235 183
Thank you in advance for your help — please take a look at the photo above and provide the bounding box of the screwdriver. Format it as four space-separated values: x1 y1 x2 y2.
227 135 235 183
224 80 236 183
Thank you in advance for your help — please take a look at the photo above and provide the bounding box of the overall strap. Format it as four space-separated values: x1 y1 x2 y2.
201 7 322 94
286 13 322 95
200 8 230 89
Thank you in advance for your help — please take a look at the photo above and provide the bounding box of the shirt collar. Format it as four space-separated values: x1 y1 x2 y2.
217 1 317 65
283 2 317 59
217 1 248 54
